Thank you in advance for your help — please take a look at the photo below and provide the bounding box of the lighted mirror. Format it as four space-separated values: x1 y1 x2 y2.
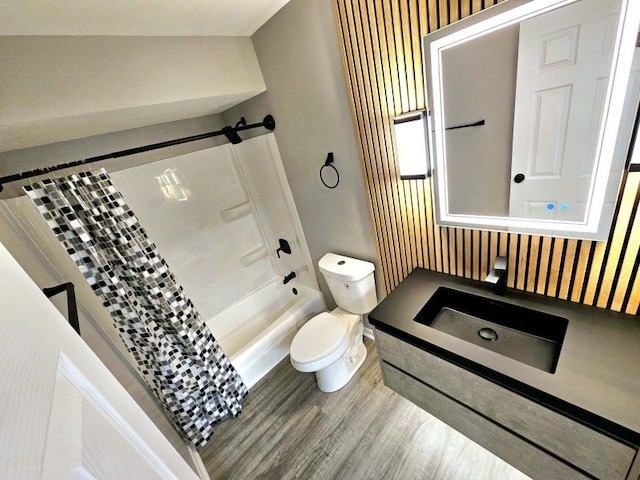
424 0 640 240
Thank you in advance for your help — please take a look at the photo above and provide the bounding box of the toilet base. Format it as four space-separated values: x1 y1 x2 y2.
315 339 367 392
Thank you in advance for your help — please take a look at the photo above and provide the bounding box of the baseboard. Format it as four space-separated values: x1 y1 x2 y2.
187 442 211 480
363 326 375 340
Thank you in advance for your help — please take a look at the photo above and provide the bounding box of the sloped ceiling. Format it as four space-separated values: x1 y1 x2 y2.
0 0 292 36
0 1 291 152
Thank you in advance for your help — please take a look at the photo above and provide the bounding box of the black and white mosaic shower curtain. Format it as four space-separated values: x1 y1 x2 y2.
24 169 247 447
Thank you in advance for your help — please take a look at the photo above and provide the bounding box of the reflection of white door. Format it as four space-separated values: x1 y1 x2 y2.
509 0 620 220
0 241 199 480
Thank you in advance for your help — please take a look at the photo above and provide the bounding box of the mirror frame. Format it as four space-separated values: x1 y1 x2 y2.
424 0 640 239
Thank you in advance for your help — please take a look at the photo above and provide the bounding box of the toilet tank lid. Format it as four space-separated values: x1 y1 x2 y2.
319 253 375 281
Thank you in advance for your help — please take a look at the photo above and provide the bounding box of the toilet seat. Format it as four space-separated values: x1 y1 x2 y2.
290 312 350 372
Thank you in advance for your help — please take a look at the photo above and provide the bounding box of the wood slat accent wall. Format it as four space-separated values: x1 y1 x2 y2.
334 0 640 315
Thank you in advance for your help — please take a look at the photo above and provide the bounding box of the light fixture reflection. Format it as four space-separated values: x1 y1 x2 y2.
156 168 189 201
393 111 429 180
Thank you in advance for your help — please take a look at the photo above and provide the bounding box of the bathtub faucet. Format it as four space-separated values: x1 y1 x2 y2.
276 238 292 258
283 271 297 284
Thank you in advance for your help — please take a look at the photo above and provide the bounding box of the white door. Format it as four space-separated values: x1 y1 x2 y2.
0 241 199 480
509 0 620 220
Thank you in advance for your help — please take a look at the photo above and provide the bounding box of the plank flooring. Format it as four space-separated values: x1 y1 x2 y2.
200 339 531 480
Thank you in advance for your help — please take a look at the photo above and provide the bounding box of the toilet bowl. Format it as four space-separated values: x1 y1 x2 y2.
290 308 366 392
290 253 377 392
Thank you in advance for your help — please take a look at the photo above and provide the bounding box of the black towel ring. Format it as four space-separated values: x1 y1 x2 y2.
320 152 340 189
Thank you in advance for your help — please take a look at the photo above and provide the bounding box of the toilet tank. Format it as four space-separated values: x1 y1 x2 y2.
318 253 377 314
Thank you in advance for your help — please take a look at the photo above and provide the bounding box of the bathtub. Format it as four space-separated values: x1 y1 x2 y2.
205 277 326 389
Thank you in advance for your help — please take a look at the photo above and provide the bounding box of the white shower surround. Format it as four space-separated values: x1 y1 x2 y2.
111 134 325 388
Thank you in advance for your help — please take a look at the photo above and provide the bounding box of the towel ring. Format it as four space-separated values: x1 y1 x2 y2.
320 152 339 189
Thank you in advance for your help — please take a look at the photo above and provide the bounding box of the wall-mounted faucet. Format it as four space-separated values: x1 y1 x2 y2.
485 256 507 295
276 238 292 258
283 271 297 284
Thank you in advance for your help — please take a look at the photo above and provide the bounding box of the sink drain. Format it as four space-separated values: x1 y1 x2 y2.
478 327 498 342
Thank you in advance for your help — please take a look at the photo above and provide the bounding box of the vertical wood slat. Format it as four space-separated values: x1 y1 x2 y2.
611 177 640 312
547 239 564 297
471 229 480 280
558 240 577 300
570 241 593 303
380 0 415 282
334 0 640 315
334 1 387 291
596 174 640 307
358 0 403 288
376 0 413 282
517 236 530 291
464 229 472 279
536 237 552 296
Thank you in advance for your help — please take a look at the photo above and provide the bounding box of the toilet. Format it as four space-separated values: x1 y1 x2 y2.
290 253 377 392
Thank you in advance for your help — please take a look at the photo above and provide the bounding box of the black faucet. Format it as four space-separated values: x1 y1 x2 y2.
283 271 297 284
276 238 292 258
485 256 507 295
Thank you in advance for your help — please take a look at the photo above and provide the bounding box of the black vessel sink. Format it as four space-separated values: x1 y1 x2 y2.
414 287 568 373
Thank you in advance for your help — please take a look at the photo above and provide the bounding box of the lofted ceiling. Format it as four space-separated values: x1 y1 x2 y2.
0 0 292 36
0 1 293 153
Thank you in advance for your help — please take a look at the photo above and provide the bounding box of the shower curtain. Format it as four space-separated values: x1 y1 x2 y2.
24 169 247 447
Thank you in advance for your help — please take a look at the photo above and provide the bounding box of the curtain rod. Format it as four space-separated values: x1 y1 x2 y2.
0 114 276 192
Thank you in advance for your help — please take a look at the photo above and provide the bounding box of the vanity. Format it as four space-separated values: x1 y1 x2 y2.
375 0 640 475
369 269 640 480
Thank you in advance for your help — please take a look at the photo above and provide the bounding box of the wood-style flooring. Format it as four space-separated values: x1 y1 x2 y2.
200 339 531 480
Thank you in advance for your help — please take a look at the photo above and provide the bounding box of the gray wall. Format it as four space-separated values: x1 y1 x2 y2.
222 0 381 308
442 24 519 217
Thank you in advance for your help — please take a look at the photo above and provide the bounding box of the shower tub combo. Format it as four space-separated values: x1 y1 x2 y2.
0 132 324 480
2 134 323 389
111 134 325 388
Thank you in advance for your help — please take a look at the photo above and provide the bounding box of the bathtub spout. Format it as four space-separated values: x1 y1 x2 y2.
283 271 297 284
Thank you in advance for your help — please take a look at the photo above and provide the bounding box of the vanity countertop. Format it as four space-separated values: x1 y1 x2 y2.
369 268 640 445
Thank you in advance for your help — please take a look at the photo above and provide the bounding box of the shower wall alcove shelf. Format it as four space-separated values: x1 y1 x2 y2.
221 202 254 223
239 245 271 268
0 115 276 192
220 201 272 267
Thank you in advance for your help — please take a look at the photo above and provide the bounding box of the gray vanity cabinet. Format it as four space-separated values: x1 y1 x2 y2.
374 329 640 480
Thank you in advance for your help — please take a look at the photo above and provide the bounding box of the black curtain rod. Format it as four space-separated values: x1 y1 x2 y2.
445 119 485 131
43 282 80 335
0 114 276 192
